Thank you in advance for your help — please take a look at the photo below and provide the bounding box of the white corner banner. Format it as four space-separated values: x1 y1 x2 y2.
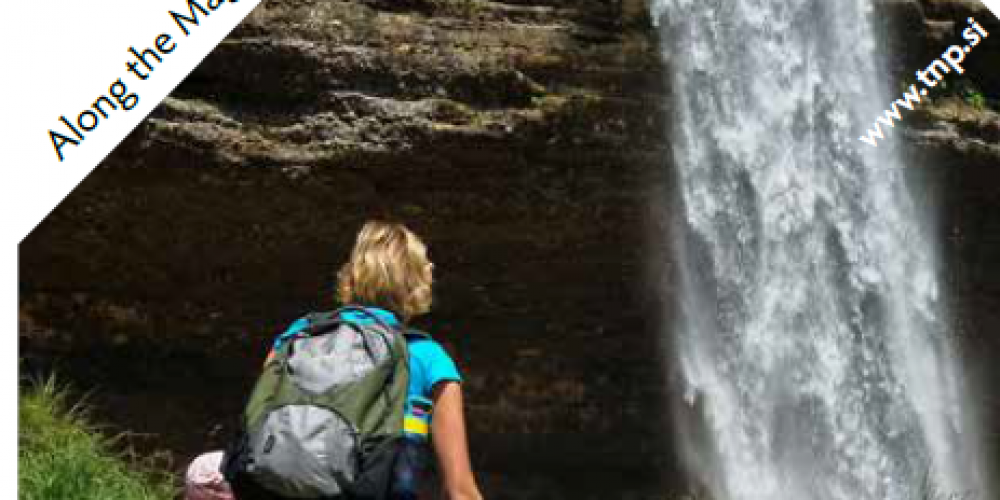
3 0 262 246
2 2 259 497
984 1 1000 42
987 0 1000 20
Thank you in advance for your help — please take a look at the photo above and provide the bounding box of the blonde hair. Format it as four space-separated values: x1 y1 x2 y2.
337 220 433 320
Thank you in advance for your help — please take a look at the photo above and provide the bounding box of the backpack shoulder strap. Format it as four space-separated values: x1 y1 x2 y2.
332 305 402 333
404 328 432 340
301 311 340 335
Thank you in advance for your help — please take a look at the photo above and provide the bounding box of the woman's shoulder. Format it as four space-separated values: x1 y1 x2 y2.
405 331 456 362
405 330 462 390
405 330 444 350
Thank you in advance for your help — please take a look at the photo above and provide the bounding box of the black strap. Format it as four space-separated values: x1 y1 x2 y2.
322 306 401 363
327 306 399 334
404 328 431 340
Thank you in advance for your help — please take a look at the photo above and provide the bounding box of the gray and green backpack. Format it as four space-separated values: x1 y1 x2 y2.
223 306 415 499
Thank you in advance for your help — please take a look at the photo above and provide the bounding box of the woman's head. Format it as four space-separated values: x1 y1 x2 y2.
337 220 433 320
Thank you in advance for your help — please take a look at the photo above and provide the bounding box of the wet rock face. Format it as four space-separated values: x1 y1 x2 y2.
888 0 1000 476
892 3 1000 312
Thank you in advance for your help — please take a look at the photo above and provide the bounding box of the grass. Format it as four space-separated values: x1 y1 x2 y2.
19 376 177 500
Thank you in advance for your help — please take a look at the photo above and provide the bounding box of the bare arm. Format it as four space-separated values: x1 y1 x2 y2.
431 381 483 500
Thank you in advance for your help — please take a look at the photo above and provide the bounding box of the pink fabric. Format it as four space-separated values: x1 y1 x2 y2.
184 451 235 500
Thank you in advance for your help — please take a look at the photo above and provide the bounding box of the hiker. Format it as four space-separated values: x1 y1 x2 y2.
185 220 483 500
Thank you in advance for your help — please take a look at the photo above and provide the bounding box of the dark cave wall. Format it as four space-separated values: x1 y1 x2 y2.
21 0 678 497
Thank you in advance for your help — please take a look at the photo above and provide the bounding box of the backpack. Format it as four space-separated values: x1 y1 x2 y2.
223 306 414 499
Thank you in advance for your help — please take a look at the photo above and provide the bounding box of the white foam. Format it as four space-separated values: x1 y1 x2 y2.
653 0 987 498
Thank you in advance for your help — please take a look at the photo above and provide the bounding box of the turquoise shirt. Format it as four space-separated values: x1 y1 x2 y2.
272 307 462 439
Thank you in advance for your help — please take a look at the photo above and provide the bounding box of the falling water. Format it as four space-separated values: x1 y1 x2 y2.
651 1 986 499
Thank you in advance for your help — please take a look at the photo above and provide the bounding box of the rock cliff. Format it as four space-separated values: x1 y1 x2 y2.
22 0 676 497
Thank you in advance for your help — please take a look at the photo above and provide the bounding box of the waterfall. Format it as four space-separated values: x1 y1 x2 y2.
651 1 986 499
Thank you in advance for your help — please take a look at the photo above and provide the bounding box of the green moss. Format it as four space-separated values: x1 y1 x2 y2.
531 88 603 113
920 77 997 113
19 376 177 500
964 91 987 110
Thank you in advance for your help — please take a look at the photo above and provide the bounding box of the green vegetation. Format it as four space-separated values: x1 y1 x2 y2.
19 376 176 500
936 78 994 112
963 90 987 111
900 74 997 114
